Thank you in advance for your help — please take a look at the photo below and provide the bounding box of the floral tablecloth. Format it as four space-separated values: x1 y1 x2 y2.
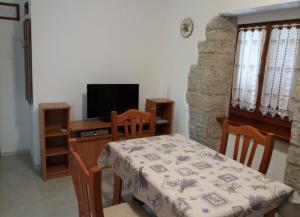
98 134 294 217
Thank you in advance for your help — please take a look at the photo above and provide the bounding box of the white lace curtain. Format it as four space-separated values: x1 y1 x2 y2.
260 25 300 120
231 27 266 111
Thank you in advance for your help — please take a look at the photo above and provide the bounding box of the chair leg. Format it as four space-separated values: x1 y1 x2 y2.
113 174 122 205
264 209 275 217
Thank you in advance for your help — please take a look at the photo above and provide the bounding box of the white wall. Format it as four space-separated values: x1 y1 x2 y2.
30 0 169 165
238 7 300 24
162 0 300 182
0 0 32 155
162 0 300 137
29 0 300 177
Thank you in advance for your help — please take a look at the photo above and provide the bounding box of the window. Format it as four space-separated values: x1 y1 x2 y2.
229 20 300 137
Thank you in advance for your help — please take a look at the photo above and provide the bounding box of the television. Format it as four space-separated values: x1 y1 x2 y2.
87 84 139 121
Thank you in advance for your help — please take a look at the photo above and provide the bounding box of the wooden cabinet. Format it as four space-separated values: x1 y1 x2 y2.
38 99 175 180
146 98 174 135
39 103 70 180
70 120 112 168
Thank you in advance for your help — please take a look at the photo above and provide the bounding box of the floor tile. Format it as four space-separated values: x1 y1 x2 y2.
0 154 146 217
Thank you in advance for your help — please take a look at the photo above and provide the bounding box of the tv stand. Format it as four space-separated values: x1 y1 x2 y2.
70 98 174 167
70 120 112 168
70 119 111 133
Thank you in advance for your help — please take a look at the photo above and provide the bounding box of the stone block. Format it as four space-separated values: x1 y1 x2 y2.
286 145 300 167
188 77 229 95
206 30 236 41
206 16 237 33
188 107 225 126
198 40 235 54
188 65 231 82
206 125 222 139
285 163 300 191
290 119 300 146
293 73 300 102
198 53 234 68
186 92 227 112
199 81 229 95
192 124 221 139
187 78 198 92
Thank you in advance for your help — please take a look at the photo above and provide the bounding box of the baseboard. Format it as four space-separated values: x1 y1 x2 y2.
0 149 30 157
33 163 41 170
27 151 41 171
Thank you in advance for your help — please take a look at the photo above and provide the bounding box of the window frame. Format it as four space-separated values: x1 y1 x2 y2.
229 19 300 134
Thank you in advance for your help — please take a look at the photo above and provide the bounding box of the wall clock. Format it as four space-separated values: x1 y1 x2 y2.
180 18 193 38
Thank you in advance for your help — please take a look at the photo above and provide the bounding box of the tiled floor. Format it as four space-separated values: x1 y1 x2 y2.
0 154 117 217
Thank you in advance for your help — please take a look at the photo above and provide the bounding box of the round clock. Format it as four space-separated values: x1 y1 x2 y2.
180 18 193 38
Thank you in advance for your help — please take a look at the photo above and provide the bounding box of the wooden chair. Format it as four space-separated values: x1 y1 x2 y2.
219 119 275 175
69 139 150 217
111 109 155 141
111 109 155 205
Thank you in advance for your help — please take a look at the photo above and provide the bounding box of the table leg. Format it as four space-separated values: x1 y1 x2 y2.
264 209 275 217
113 174 122 205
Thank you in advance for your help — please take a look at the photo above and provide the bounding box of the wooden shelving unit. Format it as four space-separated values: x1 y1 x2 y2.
46 146 69 157
146 98 174 135
39 102 70 180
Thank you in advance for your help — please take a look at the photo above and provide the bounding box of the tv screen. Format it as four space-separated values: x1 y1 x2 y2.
87 84 139 120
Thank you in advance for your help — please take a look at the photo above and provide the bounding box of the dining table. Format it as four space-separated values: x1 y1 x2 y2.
98 134 295 217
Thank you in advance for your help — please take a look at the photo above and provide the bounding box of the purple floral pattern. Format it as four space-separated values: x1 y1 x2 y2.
98 134 293 217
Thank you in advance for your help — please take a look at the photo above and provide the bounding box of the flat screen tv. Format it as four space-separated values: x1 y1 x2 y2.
87 84 139 121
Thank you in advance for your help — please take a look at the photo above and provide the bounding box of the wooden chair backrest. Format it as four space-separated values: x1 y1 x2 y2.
219 119 275 174
111 109 155 141
69 139 104 217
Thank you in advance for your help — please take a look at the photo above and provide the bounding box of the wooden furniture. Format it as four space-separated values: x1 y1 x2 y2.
101 134 288 217
111 109 155 141
219 119 275 175
39 103 70 180
70 107 156 169
216 116 290 142
145 98 174 135
70 120 112 169
69 139 150 217
111 109 155 204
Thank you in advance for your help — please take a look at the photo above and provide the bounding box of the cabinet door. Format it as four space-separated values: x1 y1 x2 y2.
76 137 112 168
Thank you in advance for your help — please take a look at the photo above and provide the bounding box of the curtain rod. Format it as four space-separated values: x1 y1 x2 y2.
239 26 265 29
272 23 300 28
239 26 266 31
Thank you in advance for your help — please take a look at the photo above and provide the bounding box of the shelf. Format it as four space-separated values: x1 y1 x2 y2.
156 117 170 125
70 120 111 132
40 102 70 181
147 98 174 104
39 102 70 110
46 146 68 157
47 164 69 176
146 98 174 135
45 127 68 137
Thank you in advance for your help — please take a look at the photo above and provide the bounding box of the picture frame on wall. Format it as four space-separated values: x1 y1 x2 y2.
0 2 19 21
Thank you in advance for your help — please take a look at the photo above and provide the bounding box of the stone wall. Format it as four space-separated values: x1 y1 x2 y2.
186 16 237 151
285 65 300 192
186 16 300 194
